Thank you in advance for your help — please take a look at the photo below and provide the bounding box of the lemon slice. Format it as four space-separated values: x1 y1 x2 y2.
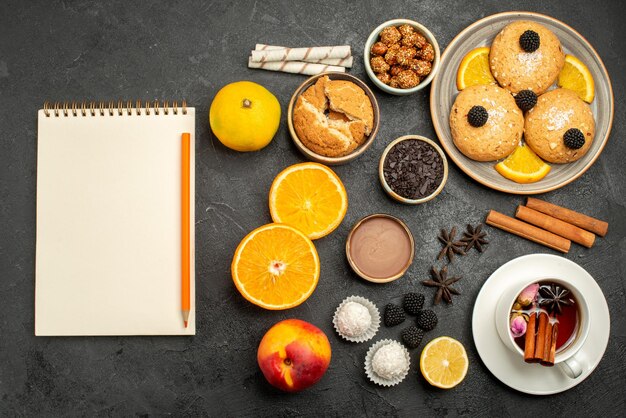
495 143 551 184
557 55 595 103
456 47 496 90
420 336 468 389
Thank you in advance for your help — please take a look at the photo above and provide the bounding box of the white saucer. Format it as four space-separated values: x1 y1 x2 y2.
472 254 610 395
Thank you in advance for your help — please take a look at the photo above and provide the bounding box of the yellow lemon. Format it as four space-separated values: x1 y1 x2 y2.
209 81 281 152
420 336 468 389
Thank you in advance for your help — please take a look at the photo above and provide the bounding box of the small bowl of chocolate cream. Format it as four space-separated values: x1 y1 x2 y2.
345 214 415 283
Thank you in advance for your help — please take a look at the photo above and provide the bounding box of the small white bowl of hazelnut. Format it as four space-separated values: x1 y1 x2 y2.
364 19 440 95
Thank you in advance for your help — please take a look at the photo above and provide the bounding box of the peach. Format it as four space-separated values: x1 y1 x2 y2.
257 319 331 392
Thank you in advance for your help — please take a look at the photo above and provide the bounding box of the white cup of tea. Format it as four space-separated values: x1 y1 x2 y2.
495 278 590 379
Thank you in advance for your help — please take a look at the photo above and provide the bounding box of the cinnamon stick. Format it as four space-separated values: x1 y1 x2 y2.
486 210 571 253
533 312 549 360
548 323 559 366
541 322 558 367
526 197 608 237
524 312 538 363
516 206 596 248
541 321 553 365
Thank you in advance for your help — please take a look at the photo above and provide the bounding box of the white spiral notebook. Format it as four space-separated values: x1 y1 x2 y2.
35 100 196 336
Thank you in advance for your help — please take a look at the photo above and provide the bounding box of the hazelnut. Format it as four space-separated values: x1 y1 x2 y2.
388 76 400 88
408 59 432 77
414 33 427 49
384 44 401 65
396 46 417 66
370 56 390 74
380 26 402 46
398 24 415 38
419 43 435 62
376 72 391 85
390 65 402 77
401 32 420 48
370 41 388 56
396 70 420 89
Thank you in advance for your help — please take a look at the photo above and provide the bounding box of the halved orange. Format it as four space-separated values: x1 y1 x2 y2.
269 162 348 240
557 54 595 103
495 143 551 184
456 47 496 90
232 223 320 310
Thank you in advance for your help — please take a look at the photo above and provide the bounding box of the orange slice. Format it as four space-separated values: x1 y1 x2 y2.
495 143 551 184
558 54 595 103
456 47 496 90
269 162 348 240
231 223 320 310
420 337 468 389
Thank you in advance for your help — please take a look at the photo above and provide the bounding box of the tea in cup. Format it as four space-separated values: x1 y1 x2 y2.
495 278 590 379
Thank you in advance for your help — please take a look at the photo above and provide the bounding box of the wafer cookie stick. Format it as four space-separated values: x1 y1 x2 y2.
247 57 345 75
255 44 353 67
250 45 351 63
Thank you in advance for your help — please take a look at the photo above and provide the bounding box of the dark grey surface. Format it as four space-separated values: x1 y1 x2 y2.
1 0 625 416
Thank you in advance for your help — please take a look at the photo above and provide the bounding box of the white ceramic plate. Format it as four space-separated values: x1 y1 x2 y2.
472 254 610 395
430 12 614 194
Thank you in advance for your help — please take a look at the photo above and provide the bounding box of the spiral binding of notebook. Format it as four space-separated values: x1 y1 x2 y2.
42 99 188 117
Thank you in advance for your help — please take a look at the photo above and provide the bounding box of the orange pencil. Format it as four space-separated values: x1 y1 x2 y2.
181 133 191 327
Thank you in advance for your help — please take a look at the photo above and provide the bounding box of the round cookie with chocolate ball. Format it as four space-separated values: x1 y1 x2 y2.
489 20 565 95
524 88 595 163
449 84 524 161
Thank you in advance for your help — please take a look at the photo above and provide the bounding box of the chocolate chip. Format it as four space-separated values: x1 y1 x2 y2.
383 139 444 200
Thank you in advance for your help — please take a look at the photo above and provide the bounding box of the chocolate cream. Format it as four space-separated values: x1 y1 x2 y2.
349 216 413 279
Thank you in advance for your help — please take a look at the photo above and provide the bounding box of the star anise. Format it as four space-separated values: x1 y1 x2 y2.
461 223 489 253
437 227 465 262
422 265 462 305
538 284 573 315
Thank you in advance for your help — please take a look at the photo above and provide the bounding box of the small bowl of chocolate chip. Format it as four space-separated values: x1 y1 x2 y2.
379 135 448 204
364 19 440 95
